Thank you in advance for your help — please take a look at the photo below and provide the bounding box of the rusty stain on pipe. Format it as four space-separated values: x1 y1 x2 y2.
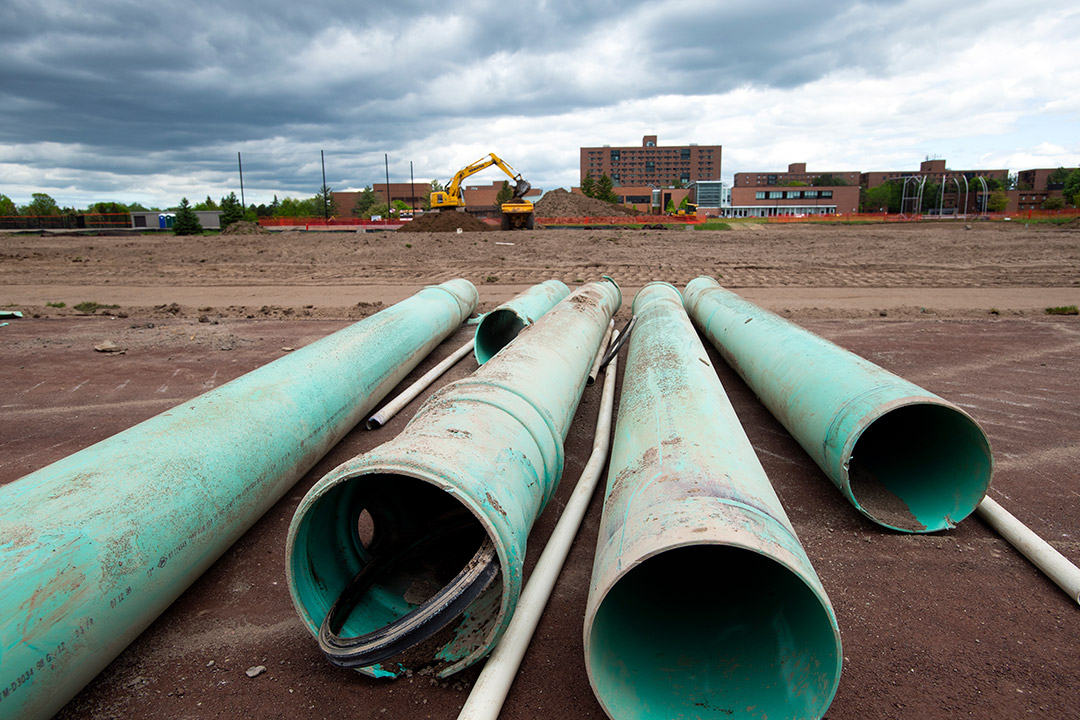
0 279 478 720
585 282 842 720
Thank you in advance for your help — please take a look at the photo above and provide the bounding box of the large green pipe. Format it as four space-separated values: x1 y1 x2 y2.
473 279 570 364
684 276 993 532
286 278 621 679
584 282 841 720
0 279 478 720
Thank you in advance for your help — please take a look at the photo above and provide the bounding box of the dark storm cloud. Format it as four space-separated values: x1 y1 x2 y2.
0 0 1072 206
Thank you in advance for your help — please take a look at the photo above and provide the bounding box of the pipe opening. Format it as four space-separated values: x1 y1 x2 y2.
848 403 992 532
589 546 840 720
474 309 527 365
289 474 503 677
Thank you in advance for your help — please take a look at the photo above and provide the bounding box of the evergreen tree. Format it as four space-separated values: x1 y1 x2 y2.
581 171 596 198
354 186 377 216
317 184 336 219
173 197 203 235
596 174 618 203
495 180 513 207
219 191 244 228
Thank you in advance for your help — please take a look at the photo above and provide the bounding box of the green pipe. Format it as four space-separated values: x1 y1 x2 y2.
286 278 621 679
473 279 570 364
584 282 841 720
0 279 478 720
684 277 993 533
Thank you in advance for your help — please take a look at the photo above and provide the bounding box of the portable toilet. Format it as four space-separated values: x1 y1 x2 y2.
158 213 176 229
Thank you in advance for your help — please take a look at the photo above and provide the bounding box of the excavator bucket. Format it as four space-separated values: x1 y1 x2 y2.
513 178 531 199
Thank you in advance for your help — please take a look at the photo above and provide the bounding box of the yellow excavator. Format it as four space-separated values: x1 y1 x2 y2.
430 153 535 230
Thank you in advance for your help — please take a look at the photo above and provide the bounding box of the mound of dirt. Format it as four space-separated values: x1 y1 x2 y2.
534 188 638 218
398 211 493 233
221 220 270 235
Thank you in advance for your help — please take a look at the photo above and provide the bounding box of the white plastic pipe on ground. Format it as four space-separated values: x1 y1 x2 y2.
366 338 474 429
456 330 621 720
976 495 1080 605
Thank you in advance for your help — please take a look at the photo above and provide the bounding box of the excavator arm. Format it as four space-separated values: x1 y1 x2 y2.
430 153 532 209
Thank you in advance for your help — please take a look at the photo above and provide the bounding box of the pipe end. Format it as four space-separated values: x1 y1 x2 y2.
587 545 841 720
847 402 993 533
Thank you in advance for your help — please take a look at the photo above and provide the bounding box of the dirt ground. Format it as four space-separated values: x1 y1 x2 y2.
2 221 1079 719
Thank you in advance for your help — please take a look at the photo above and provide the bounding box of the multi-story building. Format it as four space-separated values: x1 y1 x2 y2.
580 135 721 187
1005 167 1078 213
729 163 859 217
860 159 1007 191
734 163 860 189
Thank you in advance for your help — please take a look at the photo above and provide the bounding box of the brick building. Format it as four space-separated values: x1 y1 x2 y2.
729 163 859 217
580 135 721 187
1005 167 1077 213
733 163 860 189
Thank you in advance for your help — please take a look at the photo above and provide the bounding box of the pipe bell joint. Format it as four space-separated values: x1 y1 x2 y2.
287 278 621 679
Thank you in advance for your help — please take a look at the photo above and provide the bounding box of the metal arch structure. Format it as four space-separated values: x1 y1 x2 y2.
937 174 967 218
901 175 927 219
975 176 989 216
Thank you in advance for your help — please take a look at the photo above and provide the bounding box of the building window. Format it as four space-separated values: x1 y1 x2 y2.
681 148 691 160
767 175 777 186
610 150 620 161
755 191 766 199
768 191 782 199
821 190 833 198
804 190 818 198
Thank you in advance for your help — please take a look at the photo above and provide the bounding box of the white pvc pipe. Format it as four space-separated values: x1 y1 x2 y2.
456 330 621 720
587 319 615 386
366 339 474 429
976 495 1080 605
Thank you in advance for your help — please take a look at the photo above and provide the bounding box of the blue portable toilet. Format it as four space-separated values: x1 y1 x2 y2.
158 213 175 229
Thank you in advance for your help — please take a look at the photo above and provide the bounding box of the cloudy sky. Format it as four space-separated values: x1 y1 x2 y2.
2 0 1077 209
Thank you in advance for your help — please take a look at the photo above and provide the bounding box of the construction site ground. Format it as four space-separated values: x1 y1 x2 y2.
2 220 1079 719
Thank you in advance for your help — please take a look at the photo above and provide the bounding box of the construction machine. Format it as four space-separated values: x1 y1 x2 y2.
673 201 698 217
430 153 535 230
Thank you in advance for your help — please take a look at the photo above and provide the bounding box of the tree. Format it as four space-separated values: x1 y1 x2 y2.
811 174 848 187
783 180 808 187
173 197 203 235
0 194 18 216
1046 167 1070 189
581 171 596 198
495 180 513 207
22 193 59 216
1041 196 1066 210
595 174 618 204
1063 169 1080 206
219 191 244 228
422 179 445 211
666 198 676 213
354 186 377 217
862 180 903 213
193 195 219 211
987 190 1008 213
317 184 336 219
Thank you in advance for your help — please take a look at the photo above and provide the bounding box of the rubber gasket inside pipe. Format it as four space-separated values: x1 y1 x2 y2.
684 276 993 533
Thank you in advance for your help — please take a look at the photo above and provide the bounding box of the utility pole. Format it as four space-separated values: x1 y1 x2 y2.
321 150 328 223
385 154 391 218
238 152 245 209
